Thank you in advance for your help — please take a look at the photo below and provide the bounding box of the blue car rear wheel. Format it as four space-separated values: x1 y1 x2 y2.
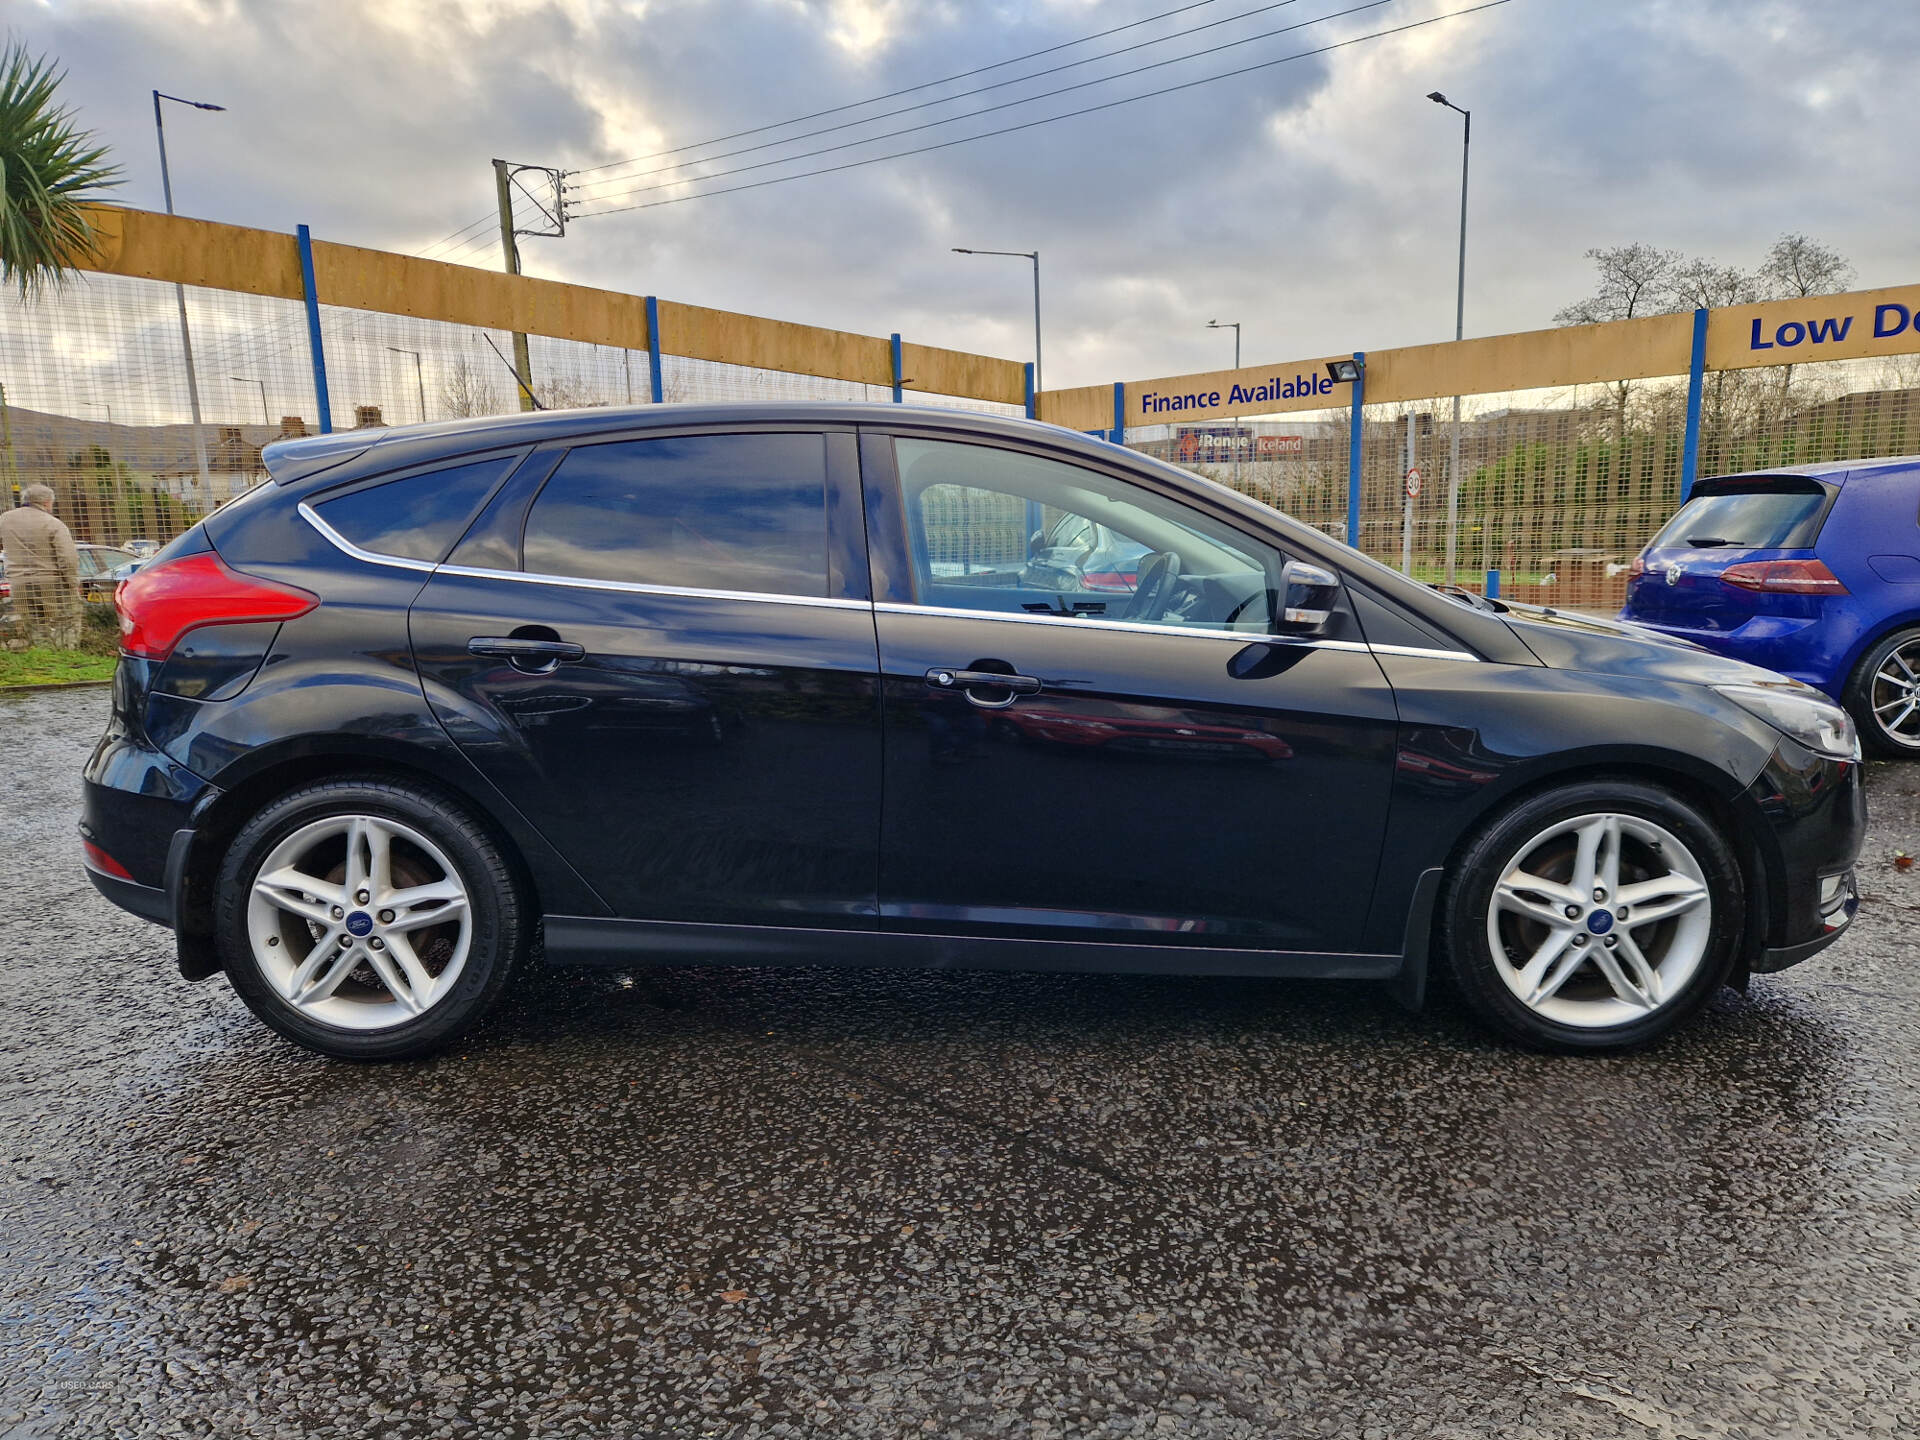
1845 626 1920 758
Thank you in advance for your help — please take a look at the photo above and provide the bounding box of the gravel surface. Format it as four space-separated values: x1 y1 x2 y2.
2 686 1917 1439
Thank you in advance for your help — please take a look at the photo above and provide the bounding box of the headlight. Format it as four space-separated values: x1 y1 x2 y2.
1712 682 1860 760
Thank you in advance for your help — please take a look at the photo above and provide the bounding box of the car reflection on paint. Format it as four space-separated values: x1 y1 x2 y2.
995 699 1293 761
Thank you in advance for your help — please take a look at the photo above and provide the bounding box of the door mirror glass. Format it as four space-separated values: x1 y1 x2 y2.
1279 560 1340 632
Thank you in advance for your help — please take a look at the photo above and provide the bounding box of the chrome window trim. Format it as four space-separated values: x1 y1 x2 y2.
299 502 440 574
432 561 872 612
301 502 866 611
298 504 1477 650
872 600 1479 661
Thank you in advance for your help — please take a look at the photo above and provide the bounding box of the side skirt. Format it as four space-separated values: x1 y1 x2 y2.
541 915 1403 980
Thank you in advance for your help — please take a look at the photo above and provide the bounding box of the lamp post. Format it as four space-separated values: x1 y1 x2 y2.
1427 90 1470 586
153 90 224 511
1207 320 1242 486
387 346 427 424
82 400 114 427
953 248 1041 395
231 376 268 425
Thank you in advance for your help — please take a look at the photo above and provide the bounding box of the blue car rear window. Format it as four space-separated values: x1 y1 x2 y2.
1650 486 1828 550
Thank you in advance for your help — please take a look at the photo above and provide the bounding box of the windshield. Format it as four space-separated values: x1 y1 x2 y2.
1649 484 1830 550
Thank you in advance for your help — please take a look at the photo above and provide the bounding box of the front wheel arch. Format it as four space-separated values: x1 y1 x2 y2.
1436 771 1751 1052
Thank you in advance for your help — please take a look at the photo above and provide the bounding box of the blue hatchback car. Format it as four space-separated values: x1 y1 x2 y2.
1620 455 1920 756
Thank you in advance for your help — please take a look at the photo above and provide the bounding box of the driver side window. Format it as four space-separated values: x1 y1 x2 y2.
896 438 1280 633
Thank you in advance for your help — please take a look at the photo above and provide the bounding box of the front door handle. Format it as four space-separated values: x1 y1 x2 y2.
925 666 1042 709
469 636 586 674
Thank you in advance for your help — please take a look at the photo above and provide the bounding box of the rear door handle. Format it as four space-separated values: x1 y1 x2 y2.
468 636 587 674
925 666 1042 708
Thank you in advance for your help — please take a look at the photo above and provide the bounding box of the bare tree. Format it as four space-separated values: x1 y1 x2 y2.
1552 244 1683 327
1759 235 1857 395
441 357 503 418
1759 233 1856 300
1555 245 1684 442
1670 258 1759 311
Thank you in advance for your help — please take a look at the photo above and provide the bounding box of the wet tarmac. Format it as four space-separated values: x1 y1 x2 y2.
2 685 1917 1439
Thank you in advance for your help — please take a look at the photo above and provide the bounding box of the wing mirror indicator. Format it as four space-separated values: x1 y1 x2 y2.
1279 560 1340 630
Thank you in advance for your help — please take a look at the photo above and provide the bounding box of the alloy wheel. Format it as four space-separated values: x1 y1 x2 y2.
244 814 473 1030
1867 639 1920 749
1485 812 1713 1029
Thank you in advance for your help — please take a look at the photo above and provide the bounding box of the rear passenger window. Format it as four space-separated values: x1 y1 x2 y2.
314 457 516 562
521 433 828 597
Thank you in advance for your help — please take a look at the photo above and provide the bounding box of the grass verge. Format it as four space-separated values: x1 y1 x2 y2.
0 647 116 688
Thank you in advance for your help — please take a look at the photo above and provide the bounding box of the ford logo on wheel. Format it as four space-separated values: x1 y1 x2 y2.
1665 563 1684 586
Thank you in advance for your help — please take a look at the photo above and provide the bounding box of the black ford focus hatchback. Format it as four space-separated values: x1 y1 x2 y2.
83 404 1864 1058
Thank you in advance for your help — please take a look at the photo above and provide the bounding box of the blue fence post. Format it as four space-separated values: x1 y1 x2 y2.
890 333 904 403
644 296 666 404
1345 352 1366 549
295 225 332 435
1024 362 1036 420
1112 382 1126 445
1680 306 1709 503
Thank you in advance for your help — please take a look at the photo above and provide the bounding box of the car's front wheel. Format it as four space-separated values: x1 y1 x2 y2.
1844 626 1920 758
214 777 528 1060
1441 780 1744 1052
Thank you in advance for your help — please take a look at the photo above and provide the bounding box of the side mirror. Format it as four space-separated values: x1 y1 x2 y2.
1279 559 1340 632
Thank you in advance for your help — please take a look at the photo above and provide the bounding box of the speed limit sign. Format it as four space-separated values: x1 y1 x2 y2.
1404 465 1423 498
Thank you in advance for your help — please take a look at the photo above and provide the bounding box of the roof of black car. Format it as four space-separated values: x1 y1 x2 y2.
261 401 1095 485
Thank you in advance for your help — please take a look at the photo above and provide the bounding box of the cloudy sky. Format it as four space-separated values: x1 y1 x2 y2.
12 0 1919 391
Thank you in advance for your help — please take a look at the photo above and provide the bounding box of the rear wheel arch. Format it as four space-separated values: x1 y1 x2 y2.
179 747 551 948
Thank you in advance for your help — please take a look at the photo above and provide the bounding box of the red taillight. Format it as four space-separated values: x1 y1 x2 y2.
1719 558 1848 595
82 841 133 880
114 552 318 661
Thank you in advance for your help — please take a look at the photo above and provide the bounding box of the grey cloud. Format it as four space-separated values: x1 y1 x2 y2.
13 0 1919 389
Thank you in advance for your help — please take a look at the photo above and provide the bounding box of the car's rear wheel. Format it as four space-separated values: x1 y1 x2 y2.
1844 626 1920 757
1441 780 1743 1052
215 777 527 1060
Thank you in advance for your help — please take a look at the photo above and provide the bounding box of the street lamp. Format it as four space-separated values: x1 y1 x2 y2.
387 346 427 424
153 90 224 510
1428 90 1470 585
953 248 1042 395
82 400 114 427
231 376 269 425
1207 320 1242 485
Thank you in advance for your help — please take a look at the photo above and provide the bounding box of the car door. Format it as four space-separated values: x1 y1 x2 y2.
409 425 883 929
861 429 1400 955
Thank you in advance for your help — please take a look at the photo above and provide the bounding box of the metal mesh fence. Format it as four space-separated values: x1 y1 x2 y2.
1125 354 1920 613
0 273 1022 561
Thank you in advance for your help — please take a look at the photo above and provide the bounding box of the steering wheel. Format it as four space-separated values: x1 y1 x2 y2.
1127 550 1181 622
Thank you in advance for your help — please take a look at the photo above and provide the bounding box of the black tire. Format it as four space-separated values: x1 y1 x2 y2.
214 777 528 1060
1843 626 1920 759
1439 779 1744 1053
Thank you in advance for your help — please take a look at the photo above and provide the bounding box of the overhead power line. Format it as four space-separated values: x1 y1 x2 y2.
575 0 1395 213
569 0 1233 179
572 1 1513 219
566 0 1304 199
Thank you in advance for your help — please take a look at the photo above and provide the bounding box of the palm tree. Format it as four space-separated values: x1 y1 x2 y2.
0 41 119 296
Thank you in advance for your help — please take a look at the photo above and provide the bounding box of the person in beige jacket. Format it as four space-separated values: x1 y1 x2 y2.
0 485 82 649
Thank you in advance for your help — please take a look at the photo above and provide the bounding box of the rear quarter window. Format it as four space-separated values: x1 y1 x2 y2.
520 432 829 597
1650 479 1833 550
313 456 518 563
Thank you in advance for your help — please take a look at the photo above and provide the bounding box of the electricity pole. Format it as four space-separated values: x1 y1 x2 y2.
491 159 569 413
154 90 223 508
1428 91 1471 585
